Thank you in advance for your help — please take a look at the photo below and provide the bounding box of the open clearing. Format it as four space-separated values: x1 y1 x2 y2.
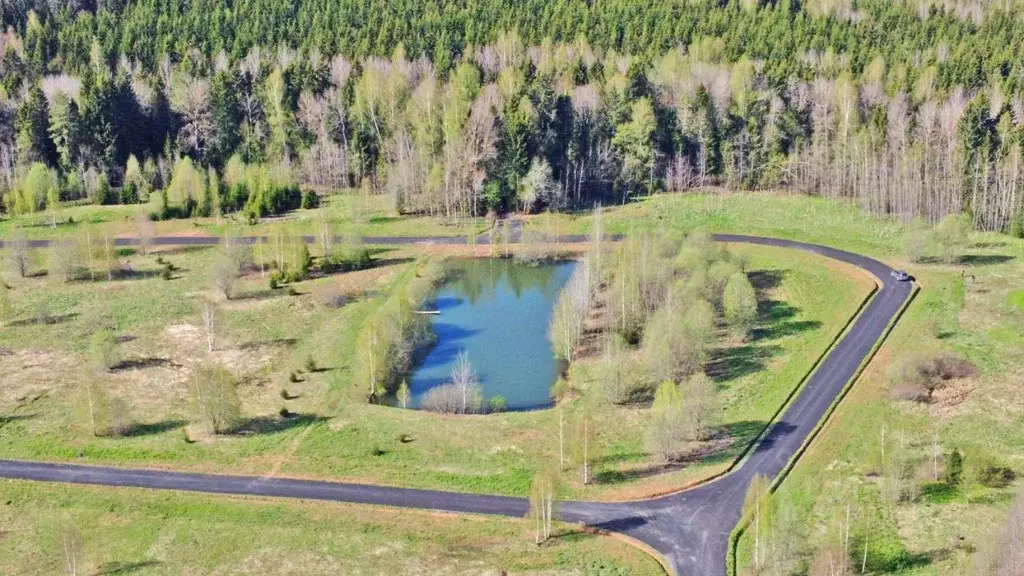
4 191 1021 574
0 479 662 575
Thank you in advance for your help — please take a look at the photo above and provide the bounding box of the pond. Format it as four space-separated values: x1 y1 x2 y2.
408 258 577 411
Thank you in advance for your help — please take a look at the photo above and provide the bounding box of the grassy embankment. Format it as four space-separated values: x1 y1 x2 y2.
0 480 663 575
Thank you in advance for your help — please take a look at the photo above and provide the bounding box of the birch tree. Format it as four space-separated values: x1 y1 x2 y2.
528 468 558 544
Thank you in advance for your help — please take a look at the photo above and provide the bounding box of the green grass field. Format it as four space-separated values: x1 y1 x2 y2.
729 203 1024 574
0 480 663 575
0 239 868 502
0 193 488 241
4 190 1021 574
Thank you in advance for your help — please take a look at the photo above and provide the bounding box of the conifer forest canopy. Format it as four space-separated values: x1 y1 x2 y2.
1 0 1023 231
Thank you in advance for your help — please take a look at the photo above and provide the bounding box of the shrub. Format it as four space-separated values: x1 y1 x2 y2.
191 364 242 434
89 329 119 371
946 449 963 485
934 213 972 264
595 337 650 404
421 382 484 413
1010 213 1024 238
887 353 976 402
211 251 241 299
119 182 139 205
49 239 83 283
301 189 321 209
305 356 317 372
161 263 173 280
723 271 758 336
326 234 373 272
904 219 933 263
488 395 508 413
289 372 300 383
0 280 12 325
980 465 1016 488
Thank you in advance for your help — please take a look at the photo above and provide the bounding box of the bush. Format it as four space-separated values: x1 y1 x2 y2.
934 213 972 264
326 235 373 272
191 364 242 434
980 465 1016 488
89 329 120 371
305 356 317 372
301 189 321 209
723 271 758 336
488 395 508 413
886 352 976 402
904 219 933 263
421 382 484 413
119 182 139 205
946 449 963 485
1010 214 1024 238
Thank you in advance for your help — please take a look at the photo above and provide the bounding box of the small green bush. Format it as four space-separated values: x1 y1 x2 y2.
305 356 317 372
980 465 1016 488
301 189 320 209
1009 214 1024 239
946 449 963 485
488 395 508 413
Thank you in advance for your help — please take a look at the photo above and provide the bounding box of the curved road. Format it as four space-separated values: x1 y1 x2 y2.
0 233 914 576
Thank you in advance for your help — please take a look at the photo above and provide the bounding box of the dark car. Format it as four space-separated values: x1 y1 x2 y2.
890 269 911 282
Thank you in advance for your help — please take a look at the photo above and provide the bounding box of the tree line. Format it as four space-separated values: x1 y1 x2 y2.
2 5 1024 231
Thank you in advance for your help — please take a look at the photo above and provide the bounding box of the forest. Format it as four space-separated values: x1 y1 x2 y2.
1 0 1024 231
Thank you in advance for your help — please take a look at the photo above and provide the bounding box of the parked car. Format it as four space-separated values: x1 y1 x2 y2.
891 269 911 282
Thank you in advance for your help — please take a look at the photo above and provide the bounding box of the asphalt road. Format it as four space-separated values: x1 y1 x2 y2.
0 233 914 576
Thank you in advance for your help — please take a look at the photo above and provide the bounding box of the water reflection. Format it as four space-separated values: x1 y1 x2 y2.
408 258 576 411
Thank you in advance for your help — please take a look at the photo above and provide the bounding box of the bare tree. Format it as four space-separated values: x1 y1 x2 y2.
0 279 11 325
742 474 775 574
60 520 83 576
136 211 155 256
572 406 595 484
170 75 213 157
7 230 32 278
549 259 591 362
529 468 558 543
192 364 242 434
201 300 216 352
450 350 482 413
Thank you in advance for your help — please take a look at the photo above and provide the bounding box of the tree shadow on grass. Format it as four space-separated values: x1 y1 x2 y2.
0 414 36 426
593 422 768 485
120 419 188 437
8 312 78 327
237 338 298 350
706 343 782 383
233 413 327 435
113 357 183 371
958 254 1015 266
96 560 162 574
748 269 786 291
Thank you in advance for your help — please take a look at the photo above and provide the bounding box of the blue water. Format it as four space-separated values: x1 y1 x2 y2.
409 259 577 410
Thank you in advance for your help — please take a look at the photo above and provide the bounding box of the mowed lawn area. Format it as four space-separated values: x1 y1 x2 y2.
0 480 664 575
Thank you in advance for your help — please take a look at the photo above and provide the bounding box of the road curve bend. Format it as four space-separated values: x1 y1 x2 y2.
0 234 914 576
